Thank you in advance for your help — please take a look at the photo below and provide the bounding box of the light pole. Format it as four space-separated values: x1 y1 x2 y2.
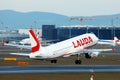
69 26 72 38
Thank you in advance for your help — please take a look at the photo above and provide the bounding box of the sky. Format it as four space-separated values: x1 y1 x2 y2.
0 0 120 16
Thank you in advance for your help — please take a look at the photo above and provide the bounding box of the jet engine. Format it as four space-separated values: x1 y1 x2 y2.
85 52 99 59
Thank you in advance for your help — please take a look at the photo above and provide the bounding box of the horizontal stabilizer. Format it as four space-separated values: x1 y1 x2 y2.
10 53 30 56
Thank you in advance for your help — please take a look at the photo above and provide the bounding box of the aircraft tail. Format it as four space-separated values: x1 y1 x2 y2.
113 36 120 46
114 36 119 42
29 29 41 53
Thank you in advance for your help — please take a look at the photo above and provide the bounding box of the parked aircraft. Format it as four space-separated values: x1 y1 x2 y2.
19 37 57 45
19 38 30 45
114 36 120 45
10 29 112 64
97 36 120 46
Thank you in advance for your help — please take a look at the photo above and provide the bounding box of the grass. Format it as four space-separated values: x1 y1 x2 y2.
0 72 120 80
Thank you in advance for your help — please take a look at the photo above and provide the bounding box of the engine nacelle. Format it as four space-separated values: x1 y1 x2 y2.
90 52 99 58
85 53 91 59
85 52 99 59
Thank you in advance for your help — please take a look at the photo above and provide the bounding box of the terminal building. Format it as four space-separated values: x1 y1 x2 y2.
42 25 57 40
42 25 120 42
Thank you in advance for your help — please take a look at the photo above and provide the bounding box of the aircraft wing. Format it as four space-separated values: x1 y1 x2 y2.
84 48 113 57
83 48 112 53
63 48 113 57
10 53 30 56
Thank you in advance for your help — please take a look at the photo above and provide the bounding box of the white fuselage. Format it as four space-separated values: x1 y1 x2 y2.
29 33 99 59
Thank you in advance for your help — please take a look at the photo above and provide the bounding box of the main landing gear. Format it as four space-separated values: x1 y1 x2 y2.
75 60 81 64
51 60 57 63
75 54 82 64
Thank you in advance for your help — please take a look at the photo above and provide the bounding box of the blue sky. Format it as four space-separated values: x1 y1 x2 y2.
0 0 120 16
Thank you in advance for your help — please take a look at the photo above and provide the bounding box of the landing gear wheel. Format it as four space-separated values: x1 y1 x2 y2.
51 60 57 63
75 60 81 64
75 54 81 64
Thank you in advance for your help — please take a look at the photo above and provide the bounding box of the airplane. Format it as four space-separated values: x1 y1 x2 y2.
114 36 120 45
97 36 120 46
19 31 40 45
4 38 55 49
10 29 112 64
19 37 57 45
19 38 30 45
4 35 118 50
97 39 116 46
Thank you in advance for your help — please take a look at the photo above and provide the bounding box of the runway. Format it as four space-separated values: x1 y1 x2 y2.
0 65 120 73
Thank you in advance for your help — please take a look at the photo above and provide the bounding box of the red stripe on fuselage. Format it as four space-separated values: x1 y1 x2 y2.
29 30 40 53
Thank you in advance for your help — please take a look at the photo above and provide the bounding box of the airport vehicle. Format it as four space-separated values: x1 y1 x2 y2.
10 29 112 64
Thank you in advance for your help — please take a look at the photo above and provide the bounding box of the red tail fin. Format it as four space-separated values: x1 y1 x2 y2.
29 29 40 53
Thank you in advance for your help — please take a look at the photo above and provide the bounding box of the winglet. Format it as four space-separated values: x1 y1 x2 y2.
29 29 41 53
